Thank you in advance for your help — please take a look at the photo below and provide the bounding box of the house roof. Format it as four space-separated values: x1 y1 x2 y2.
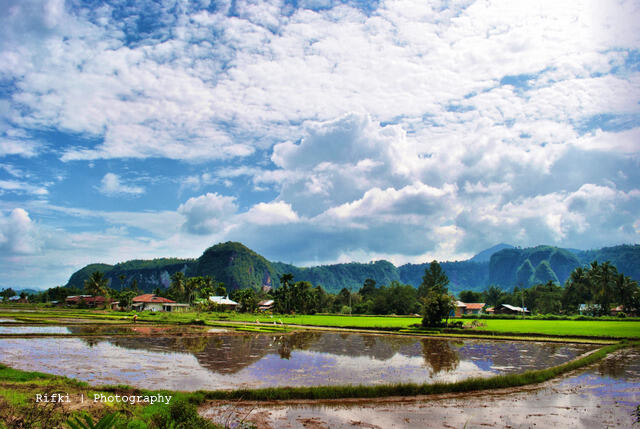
66 295 92 300
455 301 467 308
65 295 107 303
464 303 485 310
209 296 238 305
500 304 529 313
133 294 176 303
258 300 274 306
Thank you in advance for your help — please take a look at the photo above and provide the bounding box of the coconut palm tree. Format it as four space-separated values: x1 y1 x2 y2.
84 271 109 297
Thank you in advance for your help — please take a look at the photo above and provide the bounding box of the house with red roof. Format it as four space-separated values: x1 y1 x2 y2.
132 294 189 312
463 302 486 315
65 295 109 308
453 301 486 317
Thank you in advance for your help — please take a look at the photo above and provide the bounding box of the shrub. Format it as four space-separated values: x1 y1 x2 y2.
148 398 218 429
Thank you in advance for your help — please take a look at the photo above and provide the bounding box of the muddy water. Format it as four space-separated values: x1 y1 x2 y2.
0 331 594 391
201 347 640 428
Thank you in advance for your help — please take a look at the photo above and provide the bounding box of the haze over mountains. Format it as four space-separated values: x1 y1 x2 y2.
65 242 640 295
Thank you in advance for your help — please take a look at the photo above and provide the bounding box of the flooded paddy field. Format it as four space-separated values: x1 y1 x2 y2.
0 329 595 391
0 322 216 336
0 325 71 334
201 347 640 428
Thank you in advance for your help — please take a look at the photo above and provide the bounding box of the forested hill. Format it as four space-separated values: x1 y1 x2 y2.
271 260 401 291
574 245 640 281
66 242 640 294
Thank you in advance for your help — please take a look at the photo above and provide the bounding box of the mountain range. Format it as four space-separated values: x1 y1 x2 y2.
65 242 640 295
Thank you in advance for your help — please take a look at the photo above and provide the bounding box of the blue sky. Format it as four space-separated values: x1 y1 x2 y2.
0 0 639 288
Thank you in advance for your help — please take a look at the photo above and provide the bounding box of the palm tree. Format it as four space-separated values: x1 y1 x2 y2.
169 271 186 301
588 261 617 316
562 266 592 313
614 274 639 313
278 273 294 313
84 271 109 297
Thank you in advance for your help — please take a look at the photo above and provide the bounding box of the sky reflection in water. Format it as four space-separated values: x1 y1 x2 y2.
0 331 595 391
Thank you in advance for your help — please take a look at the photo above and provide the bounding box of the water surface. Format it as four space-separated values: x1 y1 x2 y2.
0 326 70 334
203 347 640 428
0 331 595 391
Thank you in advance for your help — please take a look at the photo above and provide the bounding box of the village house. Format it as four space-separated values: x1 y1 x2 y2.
453 301 486 317
258 299 274 311
209 295 239 311
132 294 189 312
494 303 530 315
65 295 109 308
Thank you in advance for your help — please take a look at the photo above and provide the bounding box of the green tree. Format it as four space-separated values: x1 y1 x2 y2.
588 261 617 316
561 267 592 313
0 288 16 301
169 271 186 301
614 274 639 313
185 277 205 304
531 281 562 314
232 288 259 312
200 276 216 300
118 290 137 309
359 278 377 299
290 281 315 314
84 271 109 297
458 290 483 303
274 273 294 313
310 285 330 314
214 283 226 296
418 261 449 298
483 285 507 307
420 262 455 327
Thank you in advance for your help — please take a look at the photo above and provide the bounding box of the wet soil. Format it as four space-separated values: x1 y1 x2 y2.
200 347 640 428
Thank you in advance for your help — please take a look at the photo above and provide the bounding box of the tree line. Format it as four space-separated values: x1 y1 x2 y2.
4 259 638 322
458 260 639 316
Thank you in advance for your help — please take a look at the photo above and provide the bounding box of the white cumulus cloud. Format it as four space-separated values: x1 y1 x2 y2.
96 173 144 197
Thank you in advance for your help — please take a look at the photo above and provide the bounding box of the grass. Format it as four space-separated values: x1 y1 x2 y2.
2 306 640 339
455 318 640 338
0 364 56 383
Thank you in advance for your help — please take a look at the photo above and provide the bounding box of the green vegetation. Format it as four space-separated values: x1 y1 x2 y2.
57 242 640 298
400 260 489 294
489 246 580 288
84 271 109 298
577 244 640 280
420 261 455 327
456 319 640 339
272 259 401 294
67 413 118 429
2 306 639 339
0 362 223 428
193 241 276 291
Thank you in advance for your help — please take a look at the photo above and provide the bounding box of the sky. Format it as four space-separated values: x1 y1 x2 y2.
0 0 639 289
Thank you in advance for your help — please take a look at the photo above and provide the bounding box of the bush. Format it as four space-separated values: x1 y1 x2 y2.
148 398 219 429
